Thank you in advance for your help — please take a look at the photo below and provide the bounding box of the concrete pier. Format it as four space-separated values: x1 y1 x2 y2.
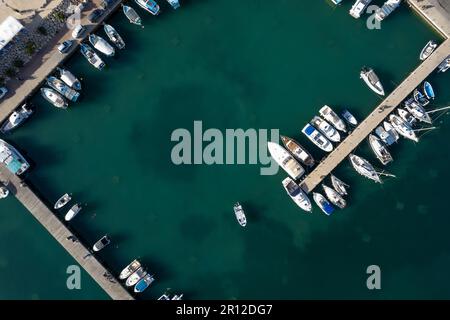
0 166 134 300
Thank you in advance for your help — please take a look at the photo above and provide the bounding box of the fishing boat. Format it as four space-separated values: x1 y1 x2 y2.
349 0 373 19
267 142 305 180
311 116 341 143
368 134 393 165
166 0 180 9
330 174 349 196
423 81 435 100
301 124 333 152
57 67 81 91
322 184 346 209
413 88 429 106
349 154 381 183
54 193 72 210
126 267 147 287
360 67 385 96
419 40 437 61
0 139 30 175
282 177 312 212
93 235 111 252
1 103 33 133
397 108 417 126
89 34 115 57
40 87 68 109
404 98 432 124
383 121 399 143
123 5 142 25
437 55 449 73
341 109 358 126
103 24 125 49
120 259 141 280
233 202 247 227
375 0 401 21
0 186 8 199
135 0 160 15
46 76 80 102
134 274 155 293
65 203 82 221
280 136 315 167
389 114 418 142
319 105 347 132
80 43 105 70
313 193 335 216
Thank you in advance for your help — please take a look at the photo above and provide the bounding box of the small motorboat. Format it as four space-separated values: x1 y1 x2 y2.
302 124 333 152
341 109 358 126
64 203 82 221
57 67 81 91
282 177 312 212
103 24 125 49
123 5 142 25
40 87 68 109
360 67 385 96
413 88 429 106
0 186 9 199
322 184 346 209
89 34 115 57
313 192 335 216
368 134 393 165
54 193 72 210
319 105 347 132
280 135 315 167
422 81 435 100
135 0 160 15
0 103 34 134
134 274 155 293
119 259 141 280
437 55 449 73
383 121 399 143
310 116 341 142
166 0 181 9
126 267 147 287
330 174 349 196
80 43 106 70
93 235 111 252
233 202 247 227
419 40 437 61
46 76 80 102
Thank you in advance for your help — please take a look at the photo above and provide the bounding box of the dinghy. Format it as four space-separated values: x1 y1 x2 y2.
54 193 72 210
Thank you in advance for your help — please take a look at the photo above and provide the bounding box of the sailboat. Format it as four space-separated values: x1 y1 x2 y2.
330 175 349 196
322 184 346 209
368 134 393 165
349 154 382 183
389 114 418 142
404 99 432 124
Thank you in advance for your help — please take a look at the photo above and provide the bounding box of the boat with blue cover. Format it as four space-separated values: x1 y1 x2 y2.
134 273 155 293
0 139 30 175
423 81 435 100
302 123 333 152
313 192 335 215
135 0 160 15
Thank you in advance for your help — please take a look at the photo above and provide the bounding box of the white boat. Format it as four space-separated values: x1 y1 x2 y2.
0 103 33 133
360 67 385 96
397 108 417 127
0 139 30 175
80 43 105 70
313 192 335 216
126 267 147 287
349 153 381 183
65 203 82 221
341 109 358 126
349 0 373 19
54 193 72 210
420 40 437 61
413 88 429 106
89 34 115 57
368 134 393 165
46 76 80 102
57 67 81 91
166 0 180 9
104 24 125 49
40 87 68 109
134 274 155 293
375 0 401 21
437 55 449 73
311 116 341 143
135 0 160 15
123 5 142 25
319 105 347 132
301 124 333 152
267 142 305 180
282 177 312 212
120 259 141 280
93 235 111 252
0 186 8 199
233 202 247 227
322 184 346 209
280 136 315 167
389 114 418 142
404 99 432 124
330 174 349 196
383 121 399 143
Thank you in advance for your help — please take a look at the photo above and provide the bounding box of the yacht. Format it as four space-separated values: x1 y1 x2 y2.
280 136 315 167
313 193 335 216
375 0 401 21
319 105 347 132
301 124 333 152
282 177 312 212
420 40 437 61
1 103 33 133
423 81 435 100
134 274 155 293
166 0 181 9
57 67 81 91
341 109 358 126
349 0 373 19
437 55 449 73
89 34 115 57
311 116 341 142
123 5 142 25
93 235 111 252
404 98 432 124
360 67 385 95
413 88 429 106
267 142 305 180
120 259 141 280
135 0 160 15
397 108 417 127
389 114 418 142
80 43 106 70
54 193 72 210
349 154 381 183
104 24 125 49
0 139 30 175
233 202 247 227
322 184 346 209
65 203 82 221
46 76 80 102
330 174 349 196
368 134 393 165
40 87 68 109
126 267 147 287
383 121 399 143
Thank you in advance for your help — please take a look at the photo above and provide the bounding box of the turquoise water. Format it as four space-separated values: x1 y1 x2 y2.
1 0 449 299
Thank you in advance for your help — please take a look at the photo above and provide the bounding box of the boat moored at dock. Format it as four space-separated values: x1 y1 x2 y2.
134 274 155 293
135 0 160 15
341 109 358 126
368 134 393 165
65 203 82 221
420 40 437 61
57 67 81 91
282 177 312 212
123 5 142 25
301 124 333 152
104 24 125 49
267 142 305 180
93 235 111 252
320 105 347 132
0 103 33 134
330 175 349 196
80 43 106 70
349 153 381 183
397 108 417 127
413 88 429 106
311 116 341 143
126 267 147 287
120 259 141 280
437 55 449 73
46 76 80 102
313 192 335 215
383 121 399 143
360 67 385 96
423 81 435 100
280 136 315 167
0 185 8 199
89 34 115 57
349 0 373 19
404 99 432 124
375 0 401 21
54 193 72 210
166 0 181 9
389 114 418 142
322 184 346 209
40 87 68 109
0 139 30 176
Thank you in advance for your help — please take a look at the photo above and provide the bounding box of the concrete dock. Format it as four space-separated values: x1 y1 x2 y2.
0 166 134 300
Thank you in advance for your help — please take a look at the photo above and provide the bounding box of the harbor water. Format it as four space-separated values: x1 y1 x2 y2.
1 0 449 299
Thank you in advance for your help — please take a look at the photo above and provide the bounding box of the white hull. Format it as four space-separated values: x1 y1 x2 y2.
389 114 418 142
368 134 393 165
120 259 141 280
302 124 333 152
360 68 385 96
311 116 341 142
126 267 147 287
319 105 347 132
89 34 115 57
282 177 312 212
349 154 381 183
65 204 82 221
267 142 305 180
330 174 348 196
323 184 346 209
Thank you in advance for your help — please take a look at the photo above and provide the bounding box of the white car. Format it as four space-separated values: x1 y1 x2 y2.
72 24 86 39
57 40 74 53
0 87 8 100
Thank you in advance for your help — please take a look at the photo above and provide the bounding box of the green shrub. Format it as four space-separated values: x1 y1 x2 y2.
54 11 66 23
25 41 36 55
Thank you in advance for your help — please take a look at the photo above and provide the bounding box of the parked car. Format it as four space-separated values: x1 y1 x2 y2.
72 24 86 38
88 9 105 23
57 40 74 53
0 87 8 100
